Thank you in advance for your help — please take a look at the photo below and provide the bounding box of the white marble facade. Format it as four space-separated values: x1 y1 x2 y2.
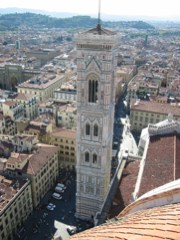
75 26 118 220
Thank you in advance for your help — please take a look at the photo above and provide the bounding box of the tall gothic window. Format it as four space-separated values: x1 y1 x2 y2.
93 154 97 164
85 152 89 162
86 123 90 135
88 80 98 103
94 124 98 137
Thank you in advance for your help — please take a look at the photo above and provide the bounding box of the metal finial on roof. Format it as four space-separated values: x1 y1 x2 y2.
97 0 101 32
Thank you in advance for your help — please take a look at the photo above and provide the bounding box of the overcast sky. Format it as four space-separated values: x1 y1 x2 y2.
0 0 179 19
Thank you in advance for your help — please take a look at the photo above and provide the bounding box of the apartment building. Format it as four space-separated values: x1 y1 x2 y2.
127 82 138 102
53 73 77 102
0 92 38 126
130 100 180 132
15 118 30 134
28 144 58 207
0 112 5 135
5 144 59 208
54 53 71 67
38 100 77 129
127 66 165 104
56 103 77 129
168 79 180 98
127 78 160 103
12 134 39 152
114 65 137 101
49 128 76 168
17 73 65 102
2 100 24 121
54 87 77 103
0 63 38 91
0 141 13 159
0 134 38 155
12 93 38 120
116 65 137 83
0 176 33 240
23 118 53 143
138 82 159 97
26 48 61 66
0 97 37 136
4 116 16 136
38 101 54 115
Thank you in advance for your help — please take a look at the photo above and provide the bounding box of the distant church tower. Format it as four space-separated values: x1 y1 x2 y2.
75 8 118 220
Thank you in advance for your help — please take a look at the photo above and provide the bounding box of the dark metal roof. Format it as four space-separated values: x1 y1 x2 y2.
84 24 116 36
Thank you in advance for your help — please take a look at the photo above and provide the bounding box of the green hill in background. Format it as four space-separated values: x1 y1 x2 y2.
0 12 154 31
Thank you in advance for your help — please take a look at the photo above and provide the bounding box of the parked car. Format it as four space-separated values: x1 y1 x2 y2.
57 183 66 189
46 203 56 211
67 226 77 235
55 186 64 193
52 192 62 200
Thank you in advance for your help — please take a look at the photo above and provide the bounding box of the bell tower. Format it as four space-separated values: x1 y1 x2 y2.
75 15 118 220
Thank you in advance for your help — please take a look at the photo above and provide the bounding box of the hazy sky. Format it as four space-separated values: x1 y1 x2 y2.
0 0 179 18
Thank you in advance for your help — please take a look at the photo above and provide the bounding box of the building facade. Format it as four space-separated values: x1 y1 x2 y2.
49 128 76 168
75 25 118 220
56 104 77 129
130 100 180 132
17 73 65 102
2 100 24 121
0 113 5 135
0 176 33 240
0 64 40 91
5 144 59 208
13 93 38 120
54 87 77 102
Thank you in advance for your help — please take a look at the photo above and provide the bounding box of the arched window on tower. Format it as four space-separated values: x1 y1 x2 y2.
93 154 97 164
85 152 89 162
88 80 98 103
94 124 98 137
86 123 90 135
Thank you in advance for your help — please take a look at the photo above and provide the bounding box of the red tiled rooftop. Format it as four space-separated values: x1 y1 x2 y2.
70 203 180 240
25 144 58 175
18 74 64 89
0 177 28 211
15 92 33 101
3 100 17 107
7 152 29 164
138 134 180 197
109 160 140 218
52 128 76 139
131 100 180 117
7 144 58 175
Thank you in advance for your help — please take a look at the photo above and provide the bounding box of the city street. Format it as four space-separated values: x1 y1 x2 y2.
14 96 127 240
15 169 93 240
113 95 127 142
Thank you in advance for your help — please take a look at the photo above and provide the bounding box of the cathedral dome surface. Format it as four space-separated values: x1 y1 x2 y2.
70 202 180 240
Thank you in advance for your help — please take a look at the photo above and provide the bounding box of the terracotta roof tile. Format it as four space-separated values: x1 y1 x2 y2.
131 100 180 117
138 134 180 197
70 203 180 240
7 144 58 175
25 144 58 175
108 160 140 218
15 92 33 101
52 128 76 139
3 100 17 107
